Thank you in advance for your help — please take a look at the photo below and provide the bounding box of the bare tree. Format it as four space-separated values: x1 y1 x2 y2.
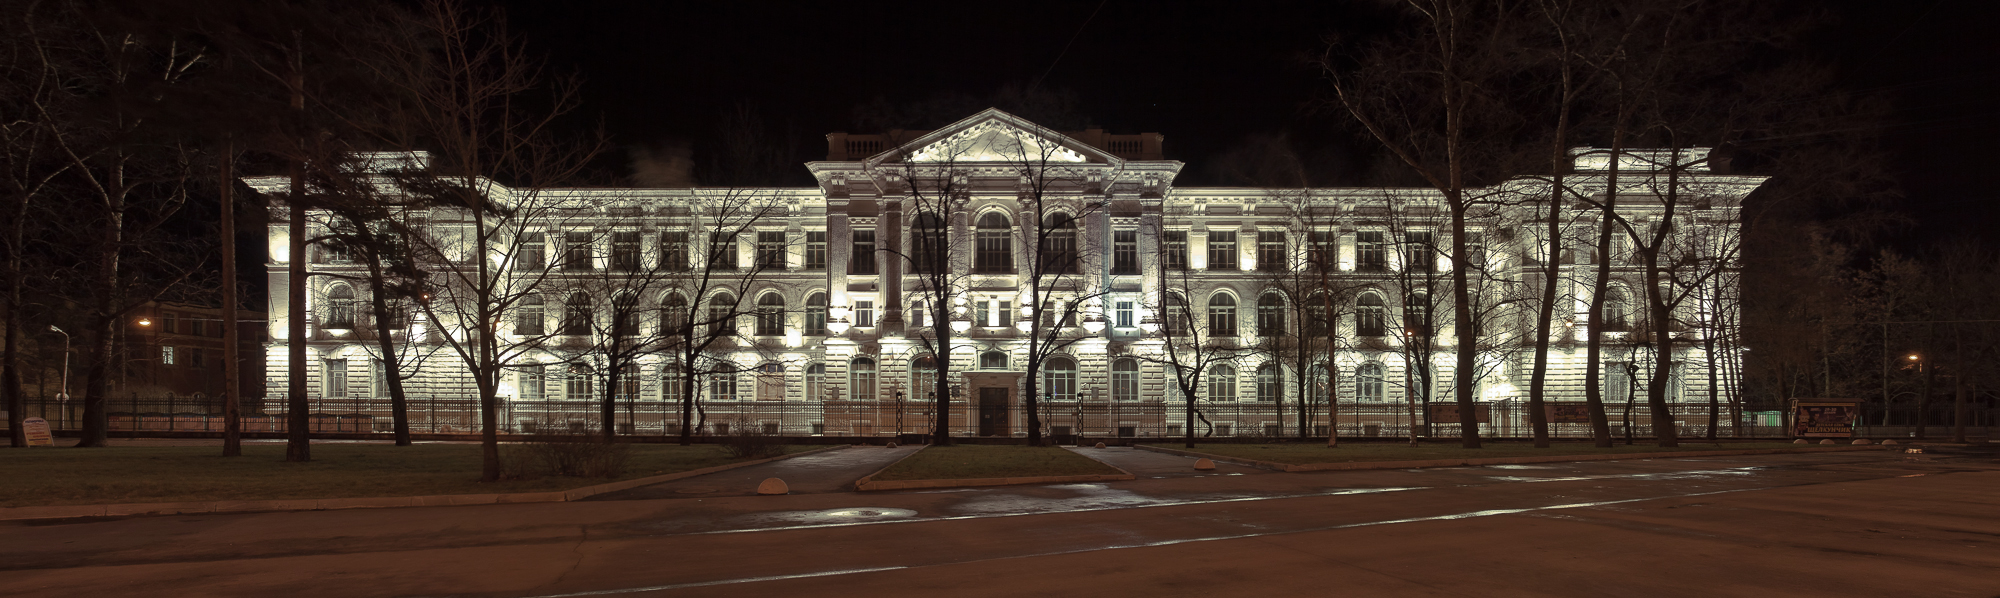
648 188 787 445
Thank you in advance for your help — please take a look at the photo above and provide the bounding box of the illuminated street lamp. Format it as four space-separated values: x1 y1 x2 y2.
950 312 973 333
1082 315 1107 334
49 325 70 428
826 316 851 335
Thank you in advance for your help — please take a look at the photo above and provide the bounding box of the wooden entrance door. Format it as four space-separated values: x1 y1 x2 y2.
978 387 1009 437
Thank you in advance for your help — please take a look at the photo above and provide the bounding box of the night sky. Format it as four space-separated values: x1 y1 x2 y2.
497 0 2000 245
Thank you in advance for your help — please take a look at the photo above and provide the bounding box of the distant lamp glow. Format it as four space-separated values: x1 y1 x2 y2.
1907 354 1920 361
826 317 851 335
1139 316 1160 334
1015 319 1034 333
1082 315 1107 334
950 314 973 333
137 318 153 327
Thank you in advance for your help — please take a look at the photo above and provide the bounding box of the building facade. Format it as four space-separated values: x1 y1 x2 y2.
252 109 1763 439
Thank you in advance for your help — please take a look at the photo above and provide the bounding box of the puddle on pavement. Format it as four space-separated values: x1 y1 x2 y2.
1486 464 1560 470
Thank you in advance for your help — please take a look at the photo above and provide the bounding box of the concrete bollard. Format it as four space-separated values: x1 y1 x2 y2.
1819 439 1836 445
757 478 789 495
1882 439 1899 445
1094 442 1107 449
1852 438 1872 445
886 442 897 448
1194 458 1216 471
1793 439 1808 444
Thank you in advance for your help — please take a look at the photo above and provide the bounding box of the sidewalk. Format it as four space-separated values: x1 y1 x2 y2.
588 444 921 499
1064 446 1267 478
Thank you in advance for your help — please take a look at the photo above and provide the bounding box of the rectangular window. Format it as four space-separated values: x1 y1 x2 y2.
757 231 786 269
1406 231 1435 273
190 348 205 369
611 231 640 271
854 300 875 328
804 231 827 270
1164 231 1188 270
1113 230 1139 274
1257 231 1286 272
1309 230 1335 271
520 231 547 269
997 300 1012 328
1207 231 1238 270
566 368 592 401
757 365 784 401
324 359 347 398
851 230 877 275
1357 231 1386 272
564 231 594 271
661 232 690 271
975 301 991 328
370 360 386 399
191 320 206 337
1115 301 1134 328
709 232 739 270
163 312 178 335
1466 232 1487 269
161 346 176 366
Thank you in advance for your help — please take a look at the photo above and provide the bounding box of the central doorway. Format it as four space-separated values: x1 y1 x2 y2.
978 387 1010 437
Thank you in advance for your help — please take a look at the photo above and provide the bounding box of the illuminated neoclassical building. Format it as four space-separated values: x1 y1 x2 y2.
253 109 1763 439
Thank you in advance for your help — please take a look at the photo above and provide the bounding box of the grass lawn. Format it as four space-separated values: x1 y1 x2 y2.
1158 442 1823 466
0 443 811 508
870 445 1123 481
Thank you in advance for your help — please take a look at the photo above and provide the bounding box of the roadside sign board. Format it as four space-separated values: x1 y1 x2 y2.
1791 399 1861 438
23 417 54 447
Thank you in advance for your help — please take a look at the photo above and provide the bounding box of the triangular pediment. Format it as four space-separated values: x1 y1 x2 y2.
871 108 1117 166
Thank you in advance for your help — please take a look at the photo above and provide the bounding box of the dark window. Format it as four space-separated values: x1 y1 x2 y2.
1304 294 1329 336
613 294 639 336
1039 213 1078 274
1357 231 1386 272
518 294 546 335
611 231 640 271
1309 231 1335 272
1257 293 1284 336
1113 230 1139 274
325 286 356 328
519 232 546 270
659 293 687 336
709 232 738 271
709 293 737 335
1405 231 1434 273
756 293 784 336
1208 231 1238 270
805 293 827 335
851 230 877 275
1208 293 1237 336
975 212 1012 273
564 231 594 271
661 232 689 271
563 292 592 335
1257 231 1286 272
1405 293 1431 335
913 213 948 275
804 231 827 270
1357 294 1386 336
1164 231 1188 270
757 231 786 270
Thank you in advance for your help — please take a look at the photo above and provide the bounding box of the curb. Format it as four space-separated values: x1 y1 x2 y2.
1134 444 1885 473
0 444 847 522
853 446 1136 491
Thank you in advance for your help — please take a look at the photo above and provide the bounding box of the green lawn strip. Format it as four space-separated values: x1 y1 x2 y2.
0 443 811 508
1162 442 1821 466
870 445 1122 481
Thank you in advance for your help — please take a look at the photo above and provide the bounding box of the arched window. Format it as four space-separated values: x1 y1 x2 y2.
910 354 937 401
566 363 593 401
755 363 784 400
1208 363 1237 401
1256 364 1281 402
616 364 640 402
710 362 738 402
612 293 639 336
804 363 825 401
756 292 785 336
708 293 736 336
804 292 828 336
913 212 948 274
517 294 545 335
1208 293 1237 336
1307 363 1329 405
1040 213 1078 274
325 285 356 328
910 299 927 328
1045 356 1077 402
562 292 592 335
657 361 683 403
1166 365 1185 402
1304 292 1330 336
1112 358 1139 402
849 357 877 401
660 293 687 336
1256 293 1285 336
1405 292 1431 336
975 212 1012 273
1357 293 1386 336
1604 286 1629 331
980 351 1009 370
1358 362 1384 401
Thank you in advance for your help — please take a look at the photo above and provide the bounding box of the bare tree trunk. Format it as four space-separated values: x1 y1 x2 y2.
284 46 310 462
220 142 243 456
1953 326 1966 443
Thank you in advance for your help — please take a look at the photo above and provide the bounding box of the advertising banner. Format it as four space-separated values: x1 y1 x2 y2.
1792 400 1860 438
23 417 54 447
1426 403 1490 424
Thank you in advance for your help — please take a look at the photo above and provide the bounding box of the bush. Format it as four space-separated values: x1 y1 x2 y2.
720 416 785 459
500 431 632 479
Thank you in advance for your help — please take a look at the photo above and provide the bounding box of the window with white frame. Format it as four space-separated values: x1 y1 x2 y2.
710 363 738 402
1358 362 1385 401
1256 363 1281 402
804 363 825 401
1044 357 1077 402
520 364 545 401
324 359 348 398
1207 231 1238 270
756 363 784 401
1208 364 1236 401
566 363 593 401
849 357 877 401
1111 358 1139 401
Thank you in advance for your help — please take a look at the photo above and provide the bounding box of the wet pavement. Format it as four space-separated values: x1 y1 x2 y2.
1062 445 1269 478
588 445 919 499
4 446 1995 597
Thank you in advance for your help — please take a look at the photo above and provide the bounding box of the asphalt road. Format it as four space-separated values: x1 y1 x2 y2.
3 446 1994 597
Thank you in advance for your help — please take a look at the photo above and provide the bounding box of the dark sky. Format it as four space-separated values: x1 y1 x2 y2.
497 0 2000 244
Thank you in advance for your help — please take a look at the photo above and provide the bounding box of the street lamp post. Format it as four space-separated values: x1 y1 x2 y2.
49 325 70 430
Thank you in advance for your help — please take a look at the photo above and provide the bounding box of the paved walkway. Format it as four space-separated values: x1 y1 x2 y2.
590 445 920 499
1064 445 1269 478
